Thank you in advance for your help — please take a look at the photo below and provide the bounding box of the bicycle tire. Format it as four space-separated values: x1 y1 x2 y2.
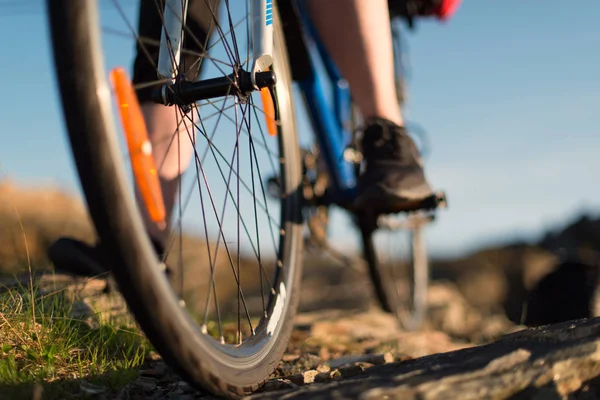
46 0 303 397
360 219 429 331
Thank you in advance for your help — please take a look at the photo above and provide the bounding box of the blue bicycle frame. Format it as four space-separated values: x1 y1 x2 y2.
293 1 359 207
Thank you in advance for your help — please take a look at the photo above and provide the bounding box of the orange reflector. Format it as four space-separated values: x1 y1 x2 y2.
260 87 277 137
110 67 166 226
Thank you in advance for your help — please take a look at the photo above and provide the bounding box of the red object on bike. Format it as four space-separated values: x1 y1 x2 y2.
436 0 461 20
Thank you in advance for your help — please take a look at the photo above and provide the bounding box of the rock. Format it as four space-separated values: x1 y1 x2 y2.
134 377 159 393
247 318 600 399
337 365 364 379
260 379 298 392
300 307 468 361
524 260 598 326
427 281 517 342
329 370 342 381
328 354 391 369
316 364 331 373
173 381 193 392
394 330 470 358
302 370 320 384
140 362 168 378
148 351 162 361
354 362 374 370
383 352 394 363
282 354 301 362
79 381 107 395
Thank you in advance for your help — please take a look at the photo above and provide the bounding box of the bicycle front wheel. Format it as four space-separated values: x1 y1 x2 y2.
47 0 303 397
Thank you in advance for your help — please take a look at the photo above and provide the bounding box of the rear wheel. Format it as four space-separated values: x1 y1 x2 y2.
47 0 303 396
360 214 431 331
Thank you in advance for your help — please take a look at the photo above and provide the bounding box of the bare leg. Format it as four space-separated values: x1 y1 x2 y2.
307 0 403 126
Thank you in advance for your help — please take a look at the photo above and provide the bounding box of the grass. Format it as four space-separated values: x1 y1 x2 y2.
0 176 155 398
0 276 152 399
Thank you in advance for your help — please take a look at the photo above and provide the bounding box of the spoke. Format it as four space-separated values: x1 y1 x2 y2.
248 106 268 316
101 25 235 70
201 97 280 164
223 0 242 65
160 116 215 259
174 94 257 337
196 96 229 108
154 111 190 174
203 100 255 335
121 108 189 184
183 101 280 299
164 109 281 257
187 108 275 291
181 99 284 336
249 98 280 181
134 107 280 261
183 11 247 76
157 0 238 84
236 99 242 344
194 0 236 69
206 14 247 53
162 93 231 260
181 107 281 229
247 97 283 254
184 109 225 341
198 102 240 122
132 78 177 91
182 114 256 339
165 100 229 240
176 111 184 296
107 0 235 100
245 122 279 257
109 0 159 74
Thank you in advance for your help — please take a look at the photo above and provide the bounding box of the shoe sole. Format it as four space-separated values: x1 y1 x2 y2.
354 190 446 215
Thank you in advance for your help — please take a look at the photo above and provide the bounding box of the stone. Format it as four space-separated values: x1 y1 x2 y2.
337 365 364 379
282 354 300 362
247 318 600 399
302 370 319 384
316 364 331 373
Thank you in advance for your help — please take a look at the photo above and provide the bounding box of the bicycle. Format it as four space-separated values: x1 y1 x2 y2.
46 0 447 397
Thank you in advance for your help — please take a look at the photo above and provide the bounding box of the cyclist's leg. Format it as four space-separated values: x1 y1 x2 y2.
307 0 402 126
133 0 220 246
307 0 434 211
47 0 221 276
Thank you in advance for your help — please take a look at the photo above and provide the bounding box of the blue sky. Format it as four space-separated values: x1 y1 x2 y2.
0 1 599 257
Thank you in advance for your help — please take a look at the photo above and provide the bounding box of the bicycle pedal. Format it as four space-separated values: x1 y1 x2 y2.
376 191 448 216
377 212 435 231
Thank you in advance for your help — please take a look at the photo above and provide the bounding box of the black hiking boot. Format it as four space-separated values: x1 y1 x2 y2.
354 117 434 213
48 237 168 281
